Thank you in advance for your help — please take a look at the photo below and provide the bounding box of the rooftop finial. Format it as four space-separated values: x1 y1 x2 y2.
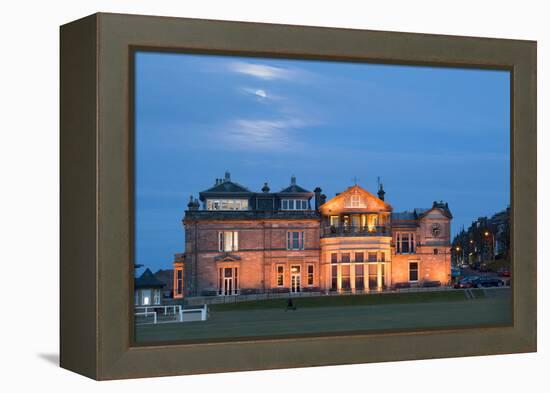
224 171 231 182
290 175 296 185
377 178 385 201
262 182 270 193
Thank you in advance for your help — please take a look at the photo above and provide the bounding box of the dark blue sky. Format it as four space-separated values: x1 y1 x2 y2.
135 52 510 272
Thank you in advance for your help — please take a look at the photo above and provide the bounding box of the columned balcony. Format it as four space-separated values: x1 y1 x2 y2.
321 225 391 237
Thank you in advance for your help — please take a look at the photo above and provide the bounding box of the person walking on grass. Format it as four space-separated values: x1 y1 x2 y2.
286 297 296 311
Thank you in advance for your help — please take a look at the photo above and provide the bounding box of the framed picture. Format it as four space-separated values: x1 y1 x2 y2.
60 13 536 380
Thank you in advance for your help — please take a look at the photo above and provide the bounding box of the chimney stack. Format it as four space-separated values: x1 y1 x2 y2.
224 171 231 182
314 187 322 210
290 175 296 185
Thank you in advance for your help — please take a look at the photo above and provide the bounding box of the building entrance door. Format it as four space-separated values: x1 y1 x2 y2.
290 265 301 293
220 267 238 295
223 277 233 296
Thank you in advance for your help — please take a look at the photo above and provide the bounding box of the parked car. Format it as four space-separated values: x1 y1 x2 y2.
451 268 461 278
473 277 505 288
454 276 479 289
393 282 411 289
497 267 511 277
478 264 490 273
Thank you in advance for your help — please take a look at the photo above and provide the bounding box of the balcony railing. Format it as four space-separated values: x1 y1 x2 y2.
321 225 391 237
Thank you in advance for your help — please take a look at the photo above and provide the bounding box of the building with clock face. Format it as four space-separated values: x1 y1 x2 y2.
178 172 452 298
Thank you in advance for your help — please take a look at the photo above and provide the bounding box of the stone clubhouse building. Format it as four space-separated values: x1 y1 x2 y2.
176 172 452 298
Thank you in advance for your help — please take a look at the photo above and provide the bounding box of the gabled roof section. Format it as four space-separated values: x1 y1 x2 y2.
198 171 254 201
417 201 453 219
320 184 392 215
201 181 251 194
278 175 313 195
135 268 165 289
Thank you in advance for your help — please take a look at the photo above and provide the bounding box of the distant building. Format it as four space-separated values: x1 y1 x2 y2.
179 172 452 297
134 268 165 306
452 207 510 266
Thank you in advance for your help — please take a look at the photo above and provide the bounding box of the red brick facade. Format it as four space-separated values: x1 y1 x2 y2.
178 176 451 297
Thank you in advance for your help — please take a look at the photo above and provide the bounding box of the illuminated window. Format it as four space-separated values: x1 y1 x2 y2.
176 269 183 295
368 264 378 289
207 199 249 211
341 265 351 289
218 231 238 252
282 199 308 210
276 265 284 286
355 265 364 289
287 231 305 250
409 262 419 281
397 233 415 254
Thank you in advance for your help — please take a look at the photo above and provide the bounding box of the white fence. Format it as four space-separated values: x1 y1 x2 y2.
134 304 208 325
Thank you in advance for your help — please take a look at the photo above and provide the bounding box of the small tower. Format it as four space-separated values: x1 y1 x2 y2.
377 177 386 201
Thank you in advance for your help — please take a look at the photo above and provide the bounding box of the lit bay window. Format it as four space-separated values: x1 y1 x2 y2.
218 231 239 252
287 231 305 250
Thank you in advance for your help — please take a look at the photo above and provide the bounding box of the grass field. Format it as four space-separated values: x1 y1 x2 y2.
135 288 510 344
209 290 471 312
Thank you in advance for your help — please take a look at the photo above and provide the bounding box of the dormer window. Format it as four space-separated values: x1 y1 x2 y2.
281 199 308 210
206 199 249 211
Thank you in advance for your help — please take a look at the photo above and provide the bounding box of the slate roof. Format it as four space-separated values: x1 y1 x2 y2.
201 180 251 194
135 268 165 289
279 184 312 194
391 211 417 221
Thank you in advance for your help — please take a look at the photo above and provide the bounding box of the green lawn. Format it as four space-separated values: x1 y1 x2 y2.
210 290 468 312
135 289 512 343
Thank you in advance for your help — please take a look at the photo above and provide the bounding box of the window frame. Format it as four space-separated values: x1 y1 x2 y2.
397 232 416 254
307 264 314 286
218 231 239 252
281 199 308 211
276 265 285 287
286 231 305 250
409 261 419 282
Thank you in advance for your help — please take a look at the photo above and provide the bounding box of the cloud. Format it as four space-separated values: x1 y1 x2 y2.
228 62 299 80
219 118 310 152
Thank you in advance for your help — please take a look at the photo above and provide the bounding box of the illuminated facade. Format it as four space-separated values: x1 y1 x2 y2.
178 172 452 297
